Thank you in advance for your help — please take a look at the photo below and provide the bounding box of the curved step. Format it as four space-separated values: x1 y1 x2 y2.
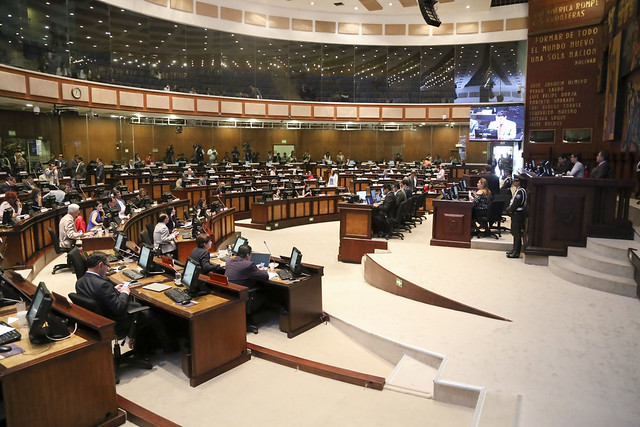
586 237 640 262
566 247 633 279
548 256 637 298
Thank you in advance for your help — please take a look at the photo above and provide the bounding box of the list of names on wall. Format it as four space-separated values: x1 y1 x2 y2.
526 25 602 135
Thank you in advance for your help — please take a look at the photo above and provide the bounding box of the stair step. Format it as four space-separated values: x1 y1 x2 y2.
567 247 633 279
386 354 436 397
548 256 637 298
586 237 640 261
476 391 522 427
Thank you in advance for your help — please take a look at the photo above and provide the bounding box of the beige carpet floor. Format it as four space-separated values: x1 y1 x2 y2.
35 213 640 427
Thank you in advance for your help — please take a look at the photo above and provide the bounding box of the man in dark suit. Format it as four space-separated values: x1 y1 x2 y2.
190 234 224 274
590 151 613 179
225 244 269 288
372 183 396 236
75 251 174 354
480 164 500 199
95 158 105 183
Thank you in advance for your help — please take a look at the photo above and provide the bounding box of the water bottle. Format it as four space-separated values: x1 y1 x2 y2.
174 271 182 286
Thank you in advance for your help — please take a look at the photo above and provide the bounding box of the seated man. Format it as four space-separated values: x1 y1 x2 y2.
0 176 16 194
190 234 224 274
75 251 173 354
371 183 396 237
59 203 84 249
224 243 269 331
153 213 179 258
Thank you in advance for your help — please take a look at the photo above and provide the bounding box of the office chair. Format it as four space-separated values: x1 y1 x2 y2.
68 292 152 384
475 200 506 239
47 227 71 274
386 206 404 240
139 229 153 246
67 247 87 280
145 221 155 239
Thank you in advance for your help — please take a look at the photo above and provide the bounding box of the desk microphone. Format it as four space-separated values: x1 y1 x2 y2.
78 185 88 200
264 240 272 255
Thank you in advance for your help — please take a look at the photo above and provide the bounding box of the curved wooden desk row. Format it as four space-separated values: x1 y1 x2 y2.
250 194 342 230
1 271 124 426
0 198 235 270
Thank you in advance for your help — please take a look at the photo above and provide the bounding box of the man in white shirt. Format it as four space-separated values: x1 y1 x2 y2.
59 203 84 248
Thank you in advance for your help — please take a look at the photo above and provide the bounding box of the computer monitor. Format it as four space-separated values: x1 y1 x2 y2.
1 207 14 226
233 236 248 254
356 190 367 202
26 281 60 343
441 188 451 200
182 257 204 296
289 247 302 273
450 184 459 200
370 189 380 203
114 233 127 254
161 192 173 203
137 244 155 274
459 180 467 191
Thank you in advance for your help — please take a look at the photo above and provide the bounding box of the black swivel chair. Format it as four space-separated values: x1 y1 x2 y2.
139 229 153 246
475 200 506 239
145 222 155 239
67 247 87 280
47 227 71 274
68 292 152 384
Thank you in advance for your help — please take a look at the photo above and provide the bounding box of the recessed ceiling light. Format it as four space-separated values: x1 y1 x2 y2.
466 5 470 8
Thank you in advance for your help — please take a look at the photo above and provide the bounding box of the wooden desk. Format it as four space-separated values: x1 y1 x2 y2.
212 255 324 338
251 194 341 230
430 199 474 248
110 267 250 387
119 200 189 246
262 261 324 338
202 208 236 250
523 175 635 256
1 272 123 426
337 202 388 263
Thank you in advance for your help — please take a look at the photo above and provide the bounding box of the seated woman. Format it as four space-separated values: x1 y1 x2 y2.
298 184 311 198
272 188 282 200
189 234 224 274
86 201 104 231
469 178 492 234
29 188 44 212
166 206 179 232
0 191 22 218
194 198 208 219
75 213 87 233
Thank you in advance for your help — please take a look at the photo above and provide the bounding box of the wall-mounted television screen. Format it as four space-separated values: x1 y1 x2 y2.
469 105 524 142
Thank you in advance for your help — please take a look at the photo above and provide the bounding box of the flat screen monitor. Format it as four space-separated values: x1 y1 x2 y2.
450 184 459 199
289 247 302 272
469 104 524 142
233 236 247 254
182 257 203 296
356 190 367 202
114 233 126 253
370 189 380 203
138 244 154 272
460 180 467 191
27 282 54 343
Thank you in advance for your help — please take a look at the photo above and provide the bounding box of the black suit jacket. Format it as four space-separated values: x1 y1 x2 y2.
376 191 397 218
590 161 612 179
75 272 137 334
190 246 224 275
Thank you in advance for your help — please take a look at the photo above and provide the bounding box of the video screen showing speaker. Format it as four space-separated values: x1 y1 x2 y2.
469 105 524 142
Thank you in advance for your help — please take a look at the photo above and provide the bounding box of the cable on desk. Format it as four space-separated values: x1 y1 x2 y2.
46 321 78 342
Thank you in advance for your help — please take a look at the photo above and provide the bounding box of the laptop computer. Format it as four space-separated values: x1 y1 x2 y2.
250 252 271 268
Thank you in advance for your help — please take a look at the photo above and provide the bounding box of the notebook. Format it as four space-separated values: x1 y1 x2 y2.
142 283 172 292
